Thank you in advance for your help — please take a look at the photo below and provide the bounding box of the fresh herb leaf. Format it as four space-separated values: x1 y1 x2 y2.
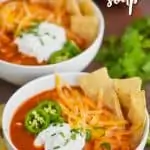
100 142 111 150
17 20 41 37
59 132 65 138
71 132 77 140
95 17 150 83
53 145 60 149
51 133 56 136
64 139 69 146
85 129 91 141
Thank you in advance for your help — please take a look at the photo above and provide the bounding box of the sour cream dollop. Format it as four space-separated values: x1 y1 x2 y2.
15 22 67 63
34 123 85 150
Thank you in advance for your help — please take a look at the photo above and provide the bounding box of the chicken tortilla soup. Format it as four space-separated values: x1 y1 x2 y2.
10 68 147 150
0 0 99 66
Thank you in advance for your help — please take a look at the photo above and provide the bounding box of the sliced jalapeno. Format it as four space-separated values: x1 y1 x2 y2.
37 100 61 115
48 41 81 64
37 100 62 122
48 50 71 64
57 116 64 123
25 108 50 134
64 41 81 56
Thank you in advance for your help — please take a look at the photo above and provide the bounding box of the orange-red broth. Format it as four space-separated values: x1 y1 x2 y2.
10 87 131 150
10 87 93 150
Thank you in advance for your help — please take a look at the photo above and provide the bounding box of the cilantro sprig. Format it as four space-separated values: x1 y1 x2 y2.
95 17 150 83
16 20 41 37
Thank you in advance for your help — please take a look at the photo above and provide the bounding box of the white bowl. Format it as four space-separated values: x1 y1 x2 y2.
0 3 105 86
2 72 150 150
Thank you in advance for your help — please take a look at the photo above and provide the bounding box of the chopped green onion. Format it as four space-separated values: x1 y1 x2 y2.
100 142 111 150
53 146 60 149
85 129 91 141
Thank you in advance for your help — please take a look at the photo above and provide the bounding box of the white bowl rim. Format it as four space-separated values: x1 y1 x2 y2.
136 110 149 150
0 2 105 69
2 72 149 150
2 72 88 150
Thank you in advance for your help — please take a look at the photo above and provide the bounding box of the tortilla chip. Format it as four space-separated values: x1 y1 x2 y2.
0 104 5 129
79 67 147 148
113 77 142 111
66 0 81 15
70 15 99 45
78 0 95 16
78 68 110 100
0 136 7 150
78 68 124 119
113 77 146 148
128 91 146 125
128 91 146 147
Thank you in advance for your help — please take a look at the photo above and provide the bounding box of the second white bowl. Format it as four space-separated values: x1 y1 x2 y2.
0 3 105 85
2 72 150 150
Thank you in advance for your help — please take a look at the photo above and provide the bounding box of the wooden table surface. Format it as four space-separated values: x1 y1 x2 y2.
0 0 150 149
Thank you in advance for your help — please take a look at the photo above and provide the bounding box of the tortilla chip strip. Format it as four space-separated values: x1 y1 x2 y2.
113 74 146 148
78 0 95 16
79 67 147 148
70 15 99 45
78 68 124 120
113 77 142 110
66 0 81 15
128 91 147 147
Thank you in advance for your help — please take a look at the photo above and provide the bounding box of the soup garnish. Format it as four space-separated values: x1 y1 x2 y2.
48 41 81 64
34 123 85 150
25 100 64 134
36 100 62 119
10 68 147 150
0 0 99 66
25 108 51 134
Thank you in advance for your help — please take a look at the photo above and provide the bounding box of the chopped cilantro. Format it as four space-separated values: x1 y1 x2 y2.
59 132 65 138
71 132 77 140
51 133 56 136
100 142 111 150
95 17 150 84
85 129 91 141
53 146 60 149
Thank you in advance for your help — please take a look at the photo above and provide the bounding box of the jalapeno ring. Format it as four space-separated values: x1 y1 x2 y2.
37 100 62 122
25 108 50 134
48 41 81 64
